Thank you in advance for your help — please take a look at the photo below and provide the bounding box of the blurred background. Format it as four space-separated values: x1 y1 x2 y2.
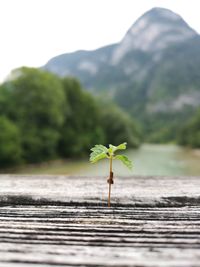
1 0 200 177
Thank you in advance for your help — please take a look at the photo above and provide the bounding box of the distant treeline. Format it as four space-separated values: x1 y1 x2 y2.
0 67 141 168
178 109 200 148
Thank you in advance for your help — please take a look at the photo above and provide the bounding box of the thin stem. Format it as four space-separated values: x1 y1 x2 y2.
108 156 113 207
110 155 113 174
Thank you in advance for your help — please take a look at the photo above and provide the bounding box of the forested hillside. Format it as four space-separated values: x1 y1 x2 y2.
0 68 140 168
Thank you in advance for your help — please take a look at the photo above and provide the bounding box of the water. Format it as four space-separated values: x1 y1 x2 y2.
13 144 200 176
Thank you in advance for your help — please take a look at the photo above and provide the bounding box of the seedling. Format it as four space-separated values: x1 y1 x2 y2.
89 142 132 207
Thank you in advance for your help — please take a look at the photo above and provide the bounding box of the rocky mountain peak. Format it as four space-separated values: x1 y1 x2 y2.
112 7 196 64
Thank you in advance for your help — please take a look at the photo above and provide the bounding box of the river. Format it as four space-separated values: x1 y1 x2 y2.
12 144 200 176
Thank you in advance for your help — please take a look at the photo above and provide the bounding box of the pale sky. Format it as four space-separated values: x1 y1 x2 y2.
0 0 200 82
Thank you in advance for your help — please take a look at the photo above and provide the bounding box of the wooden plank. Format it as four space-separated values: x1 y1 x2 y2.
0 175 200 266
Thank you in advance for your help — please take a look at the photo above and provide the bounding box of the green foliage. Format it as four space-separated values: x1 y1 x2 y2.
90 142 132 169
89 144 108 163
100 103 141 148
9 67 65 128
0 116 22 167
22 127 60 162
108 143 127 154
178 109 200 148
0 68 141 168
58 77 104 157
0 67 66 163
115 155 132 169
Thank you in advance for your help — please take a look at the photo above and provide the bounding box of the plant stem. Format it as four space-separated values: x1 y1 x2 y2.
108 156 113 207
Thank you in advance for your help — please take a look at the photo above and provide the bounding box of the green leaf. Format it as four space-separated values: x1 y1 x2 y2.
108 144 116 155
90 144 108 153
115 154 132 169
116 142 127 151
90 144 108 163
108 142 127 154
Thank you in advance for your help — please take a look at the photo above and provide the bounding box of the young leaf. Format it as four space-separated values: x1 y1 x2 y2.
115 142 127 151
115 154 132 169
108 142 127 155
108 144 116 155
90 144 108 163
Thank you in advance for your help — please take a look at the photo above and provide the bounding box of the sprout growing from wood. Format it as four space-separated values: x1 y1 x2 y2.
89 142 132 207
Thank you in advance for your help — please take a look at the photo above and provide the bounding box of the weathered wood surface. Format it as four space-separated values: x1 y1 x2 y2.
0 175 200 266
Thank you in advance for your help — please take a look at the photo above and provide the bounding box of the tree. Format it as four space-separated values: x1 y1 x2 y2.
58 77 104 157
178 109 200 148
0 116 22 167
100 103 141 148
2 67 66 162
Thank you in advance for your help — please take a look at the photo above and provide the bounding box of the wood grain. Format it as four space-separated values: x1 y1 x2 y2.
0 175 200 266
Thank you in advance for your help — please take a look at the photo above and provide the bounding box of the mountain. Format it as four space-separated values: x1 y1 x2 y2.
44 7 200 142
44 7 196 89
